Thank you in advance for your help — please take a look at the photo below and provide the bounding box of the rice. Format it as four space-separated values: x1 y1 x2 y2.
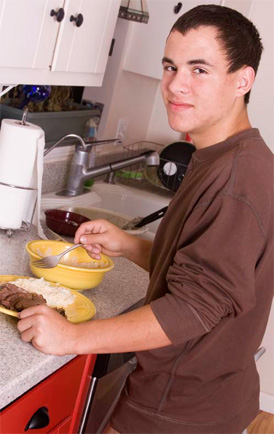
60 255 107 269
36 248 108 269
9 278 76 308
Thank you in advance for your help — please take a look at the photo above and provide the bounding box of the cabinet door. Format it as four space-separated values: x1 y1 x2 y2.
49 416 72 433
0 355 95 434
0 0 64 70
51 0 120 73
123 0 222 79
70 354 97 433
222 0 253 16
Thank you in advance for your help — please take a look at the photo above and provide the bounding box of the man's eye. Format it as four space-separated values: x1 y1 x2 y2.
163 65 177 72
193 68 207 74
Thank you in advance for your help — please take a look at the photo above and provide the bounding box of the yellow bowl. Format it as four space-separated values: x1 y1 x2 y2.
25 240 114 291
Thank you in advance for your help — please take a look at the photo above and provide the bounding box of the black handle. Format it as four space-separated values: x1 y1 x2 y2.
174 2 183 14
134 206 168 228
109 38 116 56
25 406 50 431
50 8 65 22
70 13 84 27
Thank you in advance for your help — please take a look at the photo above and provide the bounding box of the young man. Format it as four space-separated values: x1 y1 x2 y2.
18 5 273 433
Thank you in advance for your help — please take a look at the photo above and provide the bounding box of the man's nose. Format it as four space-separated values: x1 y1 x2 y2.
168 72 190 94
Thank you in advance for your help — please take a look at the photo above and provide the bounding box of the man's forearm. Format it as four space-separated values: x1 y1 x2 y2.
73 304 172 355
17 296 171 356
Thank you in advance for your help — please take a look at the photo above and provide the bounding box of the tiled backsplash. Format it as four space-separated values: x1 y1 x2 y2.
42 159 71 194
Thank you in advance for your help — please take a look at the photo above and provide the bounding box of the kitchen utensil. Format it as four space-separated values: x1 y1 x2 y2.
31 243 83 269
157 141 196 192
0 275 96 323
26 240 114 290
122 206 168 230
44 209 90 237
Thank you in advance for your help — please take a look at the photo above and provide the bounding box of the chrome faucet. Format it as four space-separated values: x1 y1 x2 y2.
44 134 160 197
43 133 120 156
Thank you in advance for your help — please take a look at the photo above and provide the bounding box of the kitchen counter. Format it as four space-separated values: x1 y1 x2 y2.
0 225 149 410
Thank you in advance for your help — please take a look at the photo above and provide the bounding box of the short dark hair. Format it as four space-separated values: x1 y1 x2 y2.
170 4 263 104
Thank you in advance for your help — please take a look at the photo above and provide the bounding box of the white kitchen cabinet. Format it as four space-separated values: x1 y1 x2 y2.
52 0 120 74
122 0 222 80
0 0 120 86
0 0 64 70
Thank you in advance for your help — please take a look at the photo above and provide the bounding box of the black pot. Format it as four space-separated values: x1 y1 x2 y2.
157 141 196 192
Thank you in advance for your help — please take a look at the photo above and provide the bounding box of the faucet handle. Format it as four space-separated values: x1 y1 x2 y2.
44 134 86 156
82 138 122 148
44 134 122 157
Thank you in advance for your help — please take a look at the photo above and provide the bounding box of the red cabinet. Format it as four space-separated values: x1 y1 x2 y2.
0 354 96 433
49 416 73 433
49 416 72 434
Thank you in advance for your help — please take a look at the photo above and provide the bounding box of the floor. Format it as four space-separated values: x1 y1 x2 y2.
248 411 274 434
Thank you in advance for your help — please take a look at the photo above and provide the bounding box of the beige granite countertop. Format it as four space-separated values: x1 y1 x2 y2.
0 225 149 410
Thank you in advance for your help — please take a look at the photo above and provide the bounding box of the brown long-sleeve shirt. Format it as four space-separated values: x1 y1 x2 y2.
112 129 273 433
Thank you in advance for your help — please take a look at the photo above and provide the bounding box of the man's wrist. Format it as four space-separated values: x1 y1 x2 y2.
68 322 86 355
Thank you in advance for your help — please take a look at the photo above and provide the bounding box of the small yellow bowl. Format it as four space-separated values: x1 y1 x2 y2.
25 240 114 290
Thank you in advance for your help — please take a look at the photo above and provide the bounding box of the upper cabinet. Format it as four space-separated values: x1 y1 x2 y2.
0 0 121 86
0 0 64 70
122 0 222 80
52 0 119 74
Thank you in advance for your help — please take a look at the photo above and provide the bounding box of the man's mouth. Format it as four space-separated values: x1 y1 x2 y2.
168 100 194 111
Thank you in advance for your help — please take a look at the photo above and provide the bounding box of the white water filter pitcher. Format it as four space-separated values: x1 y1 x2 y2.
0 118 45 231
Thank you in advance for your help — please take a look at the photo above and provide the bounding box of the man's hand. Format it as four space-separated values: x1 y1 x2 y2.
74 219 133 259
17 305 77 355
74 219 153 271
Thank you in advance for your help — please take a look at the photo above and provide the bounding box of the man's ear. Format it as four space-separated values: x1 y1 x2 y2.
236 66 255 98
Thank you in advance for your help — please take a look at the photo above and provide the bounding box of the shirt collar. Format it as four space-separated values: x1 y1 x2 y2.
192 128 261 162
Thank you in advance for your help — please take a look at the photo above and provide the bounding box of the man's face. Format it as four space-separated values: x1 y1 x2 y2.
161 26 244 141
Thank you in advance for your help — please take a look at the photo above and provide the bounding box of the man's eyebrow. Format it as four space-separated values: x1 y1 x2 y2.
162 57 174 64
162 57 214 68
187 59 214 67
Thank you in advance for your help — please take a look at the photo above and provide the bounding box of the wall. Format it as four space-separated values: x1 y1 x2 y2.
82 19 130 140
257 300 274 414
247 0 274 150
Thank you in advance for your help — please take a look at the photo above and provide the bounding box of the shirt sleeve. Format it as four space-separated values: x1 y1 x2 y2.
150 193 265 345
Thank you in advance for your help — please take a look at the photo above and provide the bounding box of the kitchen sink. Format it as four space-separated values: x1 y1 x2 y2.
41 181 171 237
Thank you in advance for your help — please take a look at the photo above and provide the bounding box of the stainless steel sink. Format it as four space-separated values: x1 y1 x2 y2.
42 181 171 237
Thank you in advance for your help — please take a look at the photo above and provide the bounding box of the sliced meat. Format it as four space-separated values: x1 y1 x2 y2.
0 283 46 311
